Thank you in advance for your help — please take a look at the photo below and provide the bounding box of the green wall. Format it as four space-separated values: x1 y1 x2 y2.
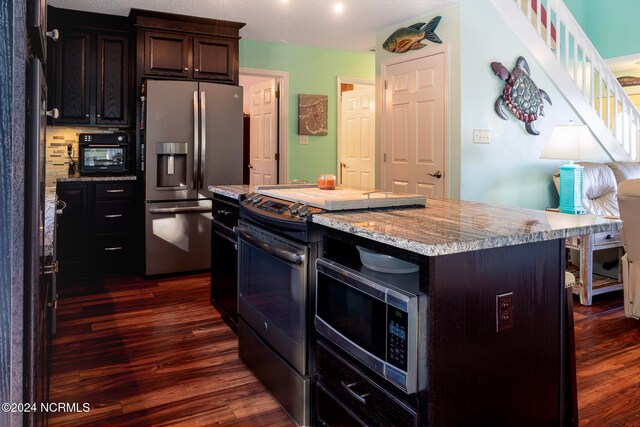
564 0 640 59
239 40 374 182
459 0 597 210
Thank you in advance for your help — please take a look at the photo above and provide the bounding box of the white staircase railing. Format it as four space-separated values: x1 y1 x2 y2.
493 0 638 161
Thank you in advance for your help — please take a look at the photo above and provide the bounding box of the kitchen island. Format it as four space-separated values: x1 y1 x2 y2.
209 184 621 425
311 198 621 426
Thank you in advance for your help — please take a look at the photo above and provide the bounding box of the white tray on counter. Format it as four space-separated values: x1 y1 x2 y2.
255 185 426 211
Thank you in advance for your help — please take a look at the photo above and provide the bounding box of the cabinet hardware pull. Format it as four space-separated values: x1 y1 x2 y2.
104 246 123 251
606 234 613 240
85 113 89 117
105 189 124 193
340 381 370 405
43 260 59 275
46 108 60 119
105 214 123 218
217 209 232 216
184 67 189 71
56 199 67 215
97 114 101 118
46 29 59 41
194 68 199 72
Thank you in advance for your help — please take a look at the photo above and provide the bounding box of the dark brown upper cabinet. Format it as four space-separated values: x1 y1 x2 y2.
132 9 244 85
143 31 190 78
96 34 129 125
47 6 130 127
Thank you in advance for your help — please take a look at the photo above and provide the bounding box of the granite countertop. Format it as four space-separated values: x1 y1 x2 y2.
44 188 56 257
310 198 623 256
58 174 137 182
208 185 253 200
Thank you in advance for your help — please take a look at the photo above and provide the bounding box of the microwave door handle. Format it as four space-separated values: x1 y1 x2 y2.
193 91 199 190
199 91 206 190
237 229 305 265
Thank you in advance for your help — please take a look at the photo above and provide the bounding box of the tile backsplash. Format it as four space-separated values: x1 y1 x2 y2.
45 126 127 187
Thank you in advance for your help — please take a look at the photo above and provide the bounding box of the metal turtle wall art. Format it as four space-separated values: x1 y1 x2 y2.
491 56 552 135
382 16 442 53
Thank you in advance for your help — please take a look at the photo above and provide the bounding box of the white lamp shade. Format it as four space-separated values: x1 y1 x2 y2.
539 124 604 161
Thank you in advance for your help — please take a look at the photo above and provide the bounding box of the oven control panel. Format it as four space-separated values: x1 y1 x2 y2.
241 193 323 225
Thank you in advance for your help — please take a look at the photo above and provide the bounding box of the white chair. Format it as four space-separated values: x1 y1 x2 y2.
617 178 640 319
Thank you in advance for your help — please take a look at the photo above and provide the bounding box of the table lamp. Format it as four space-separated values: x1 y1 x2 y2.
539 123 604 214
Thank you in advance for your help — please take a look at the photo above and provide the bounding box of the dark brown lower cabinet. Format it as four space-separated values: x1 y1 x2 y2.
210 194 240 332
57 179 136 283
316 340 420 427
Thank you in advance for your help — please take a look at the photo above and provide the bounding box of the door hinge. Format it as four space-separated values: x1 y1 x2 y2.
384 80 388 90
383 153 387 162
275 90 280 99
275 152 280 161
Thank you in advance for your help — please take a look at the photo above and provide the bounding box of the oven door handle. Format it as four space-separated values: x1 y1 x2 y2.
237 229 305 265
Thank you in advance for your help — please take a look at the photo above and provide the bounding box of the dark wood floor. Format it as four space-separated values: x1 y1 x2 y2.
50 274 640 426
574 291 640 426
49 273 294 426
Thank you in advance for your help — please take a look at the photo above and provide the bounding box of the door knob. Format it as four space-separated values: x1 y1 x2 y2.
427 170 443 179
248 164 254 169
46 108 60 119
341 162 350 169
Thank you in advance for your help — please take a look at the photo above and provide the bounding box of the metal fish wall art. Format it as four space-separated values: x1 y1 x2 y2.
382 16 443 53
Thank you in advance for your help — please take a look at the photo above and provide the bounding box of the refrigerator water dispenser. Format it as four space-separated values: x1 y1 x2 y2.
156 142 188 189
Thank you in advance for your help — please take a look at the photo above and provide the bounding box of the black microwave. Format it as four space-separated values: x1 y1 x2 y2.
79 133 128 174
315 257 427 394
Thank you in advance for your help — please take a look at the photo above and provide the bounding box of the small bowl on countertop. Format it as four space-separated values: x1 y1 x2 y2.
356 245 419 274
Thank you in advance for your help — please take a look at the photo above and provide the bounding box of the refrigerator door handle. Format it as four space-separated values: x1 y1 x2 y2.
193 91 199 190
199 91 206 190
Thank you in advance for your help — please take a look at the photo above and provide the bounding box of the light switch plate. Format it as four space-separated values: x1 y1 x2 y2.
299 135 309 145
473 129 491 144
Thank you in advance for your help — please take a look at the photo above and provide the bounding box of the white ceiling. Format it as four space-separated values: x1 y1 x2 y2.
47 0 458 52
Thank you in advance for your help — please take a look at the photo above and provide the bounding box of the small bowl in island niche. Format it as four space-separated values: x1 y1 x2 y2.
356 246 419 274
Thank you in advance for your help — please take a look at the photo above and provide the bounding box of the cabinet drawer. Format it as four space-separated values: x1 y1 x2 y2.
566 231 623 249
316 341 419 427
594 230 622 247
95 181 134 200
92 234 133 273
212 198 239 229
94 201 134 233
316 383 366 427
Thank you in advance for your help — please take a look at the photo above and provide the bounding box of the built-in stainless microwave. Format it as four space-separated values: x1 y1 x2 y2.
315 257 427 394
79 133 128 174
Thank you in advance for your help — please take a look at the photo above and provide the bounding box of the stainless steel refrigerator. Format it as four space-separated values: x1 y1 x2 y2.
144 80 243 275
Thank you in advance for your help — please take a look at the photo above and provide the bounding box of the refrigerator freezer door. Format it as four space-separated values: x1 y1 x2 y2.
198 83 244 199
145 200 212 275
145 80 199 201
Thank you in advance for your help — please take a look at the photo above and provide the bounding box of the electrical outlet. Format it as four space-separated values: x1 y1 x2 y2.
496 292 514 332
299 135 309 145
473 129 491 144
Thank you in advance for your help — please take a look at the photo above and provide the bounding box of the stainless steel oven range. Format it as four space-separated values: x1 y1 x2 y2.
237 192 323 427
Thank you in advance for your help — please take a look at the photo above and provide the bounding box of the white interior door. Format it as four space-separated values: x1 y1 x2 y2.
339 84 375 189
384 51 446 197
249 79 277 185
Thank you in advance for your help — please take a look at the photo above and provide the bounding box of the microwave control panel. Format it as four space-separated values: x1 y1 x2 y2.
387 306 408 371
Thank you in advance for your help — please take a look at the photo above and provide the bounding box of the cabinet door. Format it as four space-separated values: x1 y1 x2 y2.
143 30 190 78
96 34 129 126
193 36 237 84
56 183 90 283
54 31 91 124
